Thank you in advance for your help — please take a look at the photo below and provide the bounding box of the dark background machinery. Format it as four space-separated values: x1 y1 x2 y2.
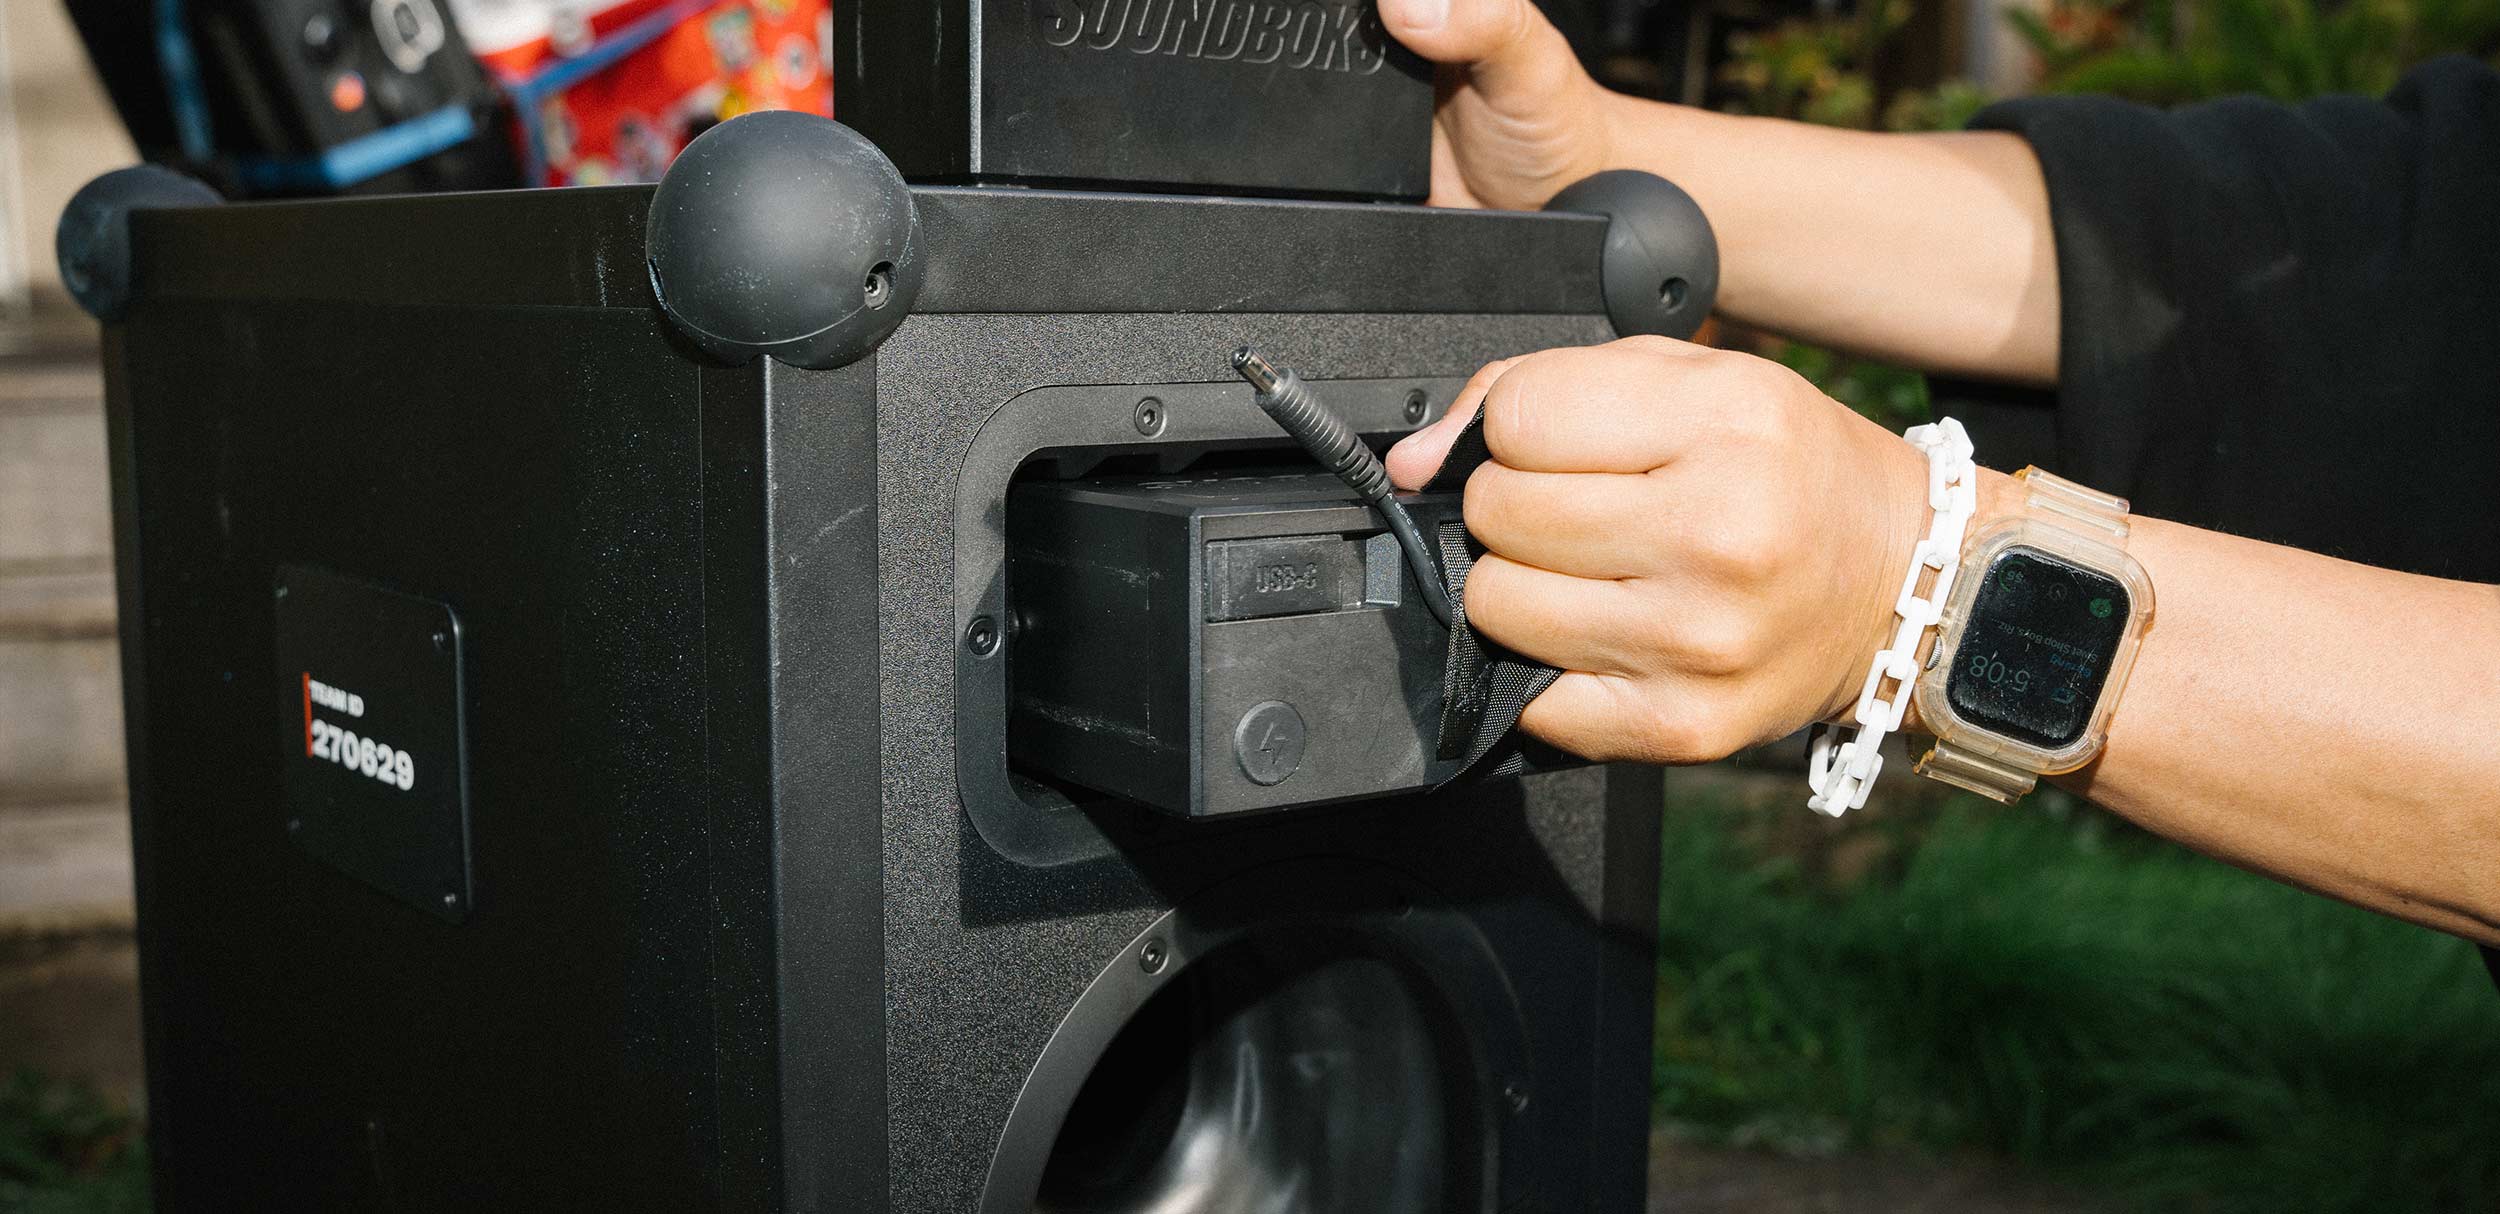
63 0 514 195
62 6 1719 1209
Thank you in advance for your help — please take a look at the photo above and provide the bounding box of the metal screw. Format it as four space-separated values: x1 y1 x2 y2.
441 892 461 911
1503 1082 1530 1114
1403 389 1428 424
431 629 449 653
287 818 303 835
1133 396 1165 436
1138 938 1168 974
274 583 289 600
965 615 1000 657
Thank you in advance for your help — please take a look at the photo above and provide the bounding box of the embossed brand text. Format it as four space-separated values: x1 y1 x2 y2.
1035 0 1392 74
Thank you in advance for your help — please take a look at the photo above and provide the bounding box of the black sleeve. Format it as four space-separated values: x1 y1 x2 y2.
1948 56 2500 583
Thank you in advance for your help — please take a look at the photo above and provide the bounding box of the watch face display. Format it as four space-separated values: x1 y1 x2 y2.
1945 547 2130 751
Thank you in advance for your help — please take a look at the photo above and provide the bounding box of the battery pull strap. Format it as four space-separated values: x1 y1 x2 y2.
1423 412 1564 783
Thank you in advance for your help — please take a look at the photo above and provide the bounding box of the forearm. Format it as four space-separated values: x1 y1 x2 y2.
2012 486 2500 943
1598 97 2061 385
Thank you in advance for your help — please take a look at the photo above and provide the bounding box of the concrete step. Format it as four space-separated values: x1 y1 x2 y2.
0 562 113 639
0 0 149 1106
0 360 110 569
0 597 124 802
0 802 139 1103
0 355 123 799
0 588 124 807
0 359 106 411
0 801 132 928
0 297 106 363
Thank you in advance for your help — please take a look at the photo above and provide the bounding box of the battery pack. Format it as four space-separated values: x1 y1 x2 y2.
1007 472 1463 817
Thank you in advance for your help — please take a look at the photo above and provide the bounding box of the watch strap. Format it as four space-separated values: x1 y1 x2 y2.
2017 466 2131 543
1915 466 2132 803
1912 740 2039 802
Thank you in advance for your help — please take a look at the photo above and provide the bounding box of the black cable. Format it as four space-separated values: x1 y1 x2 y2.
1375 502 1450 626
1232 345 1454 627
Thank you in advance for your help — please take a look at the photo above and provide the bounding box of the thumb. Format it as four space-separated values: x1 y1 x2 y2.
1386 409 1470 490
1377 0 1572 83
1387 356 1519 490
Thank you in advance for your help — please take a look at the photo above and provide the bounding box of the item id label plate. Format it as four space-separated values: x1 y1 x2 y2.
274 564 471 922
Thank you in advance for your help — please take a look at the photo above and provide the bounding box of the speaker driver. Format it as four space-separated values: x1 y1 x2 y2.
983 860 1533 1214
1035 934 1474 1213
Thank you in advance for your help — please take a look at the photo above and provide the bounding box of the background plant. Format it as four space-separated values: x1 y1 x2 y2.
1652 794 2500 1213
2012 0 2500 103
0 1070 148 1214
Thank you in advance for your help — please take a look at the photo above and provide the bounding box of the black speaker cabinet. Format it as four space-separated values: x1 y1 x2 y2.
90 153 1667 1210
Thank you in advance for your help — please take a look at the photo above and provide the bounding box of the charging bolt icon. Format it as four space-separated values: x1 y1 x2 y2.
1233 700 1307 786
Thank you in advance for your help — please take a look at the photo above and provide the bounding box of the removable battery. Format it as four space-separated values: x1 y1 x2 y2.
1006 472 1462 817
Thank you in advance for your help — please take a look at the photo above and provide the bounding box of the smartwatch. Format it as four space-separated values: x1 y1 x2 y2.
1911 468 2154 802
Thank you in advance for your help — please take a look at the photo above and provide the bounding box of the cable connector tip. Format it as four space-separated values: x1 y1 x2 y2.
1231 345 1281 395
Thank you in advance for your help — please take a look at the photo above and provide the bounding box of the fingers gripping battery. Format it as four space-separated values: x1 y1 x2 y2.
1234 349 1561 785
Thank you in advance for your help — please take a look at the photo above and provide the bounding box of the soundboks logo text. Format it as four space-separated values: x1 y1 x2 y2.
1035 0 1393 74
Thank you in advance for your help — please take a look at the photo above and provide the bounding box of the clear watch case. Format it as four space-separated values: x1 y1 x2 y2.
1913 516 2155 780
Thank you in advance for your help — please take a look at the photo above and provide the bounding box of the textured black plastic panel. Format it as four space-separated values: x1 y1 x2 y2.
126 185 1609 317
112 303 729 1209
838 0 1433 198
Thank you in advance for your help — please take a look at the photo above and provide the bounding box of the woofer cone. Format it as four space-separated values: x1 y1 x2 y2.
982 860 1531 1214
1035 930 1478 1213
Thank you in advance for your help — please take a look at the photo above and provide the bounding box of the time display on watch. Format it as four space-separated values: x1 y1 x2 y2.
1944 547 2131 750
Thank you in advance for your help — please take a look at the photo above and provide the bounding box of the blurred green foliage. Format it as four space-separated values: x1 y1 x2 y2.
1716 0 1912 127
1653 796 2500 1213
1772 340 1936 432
1716 0 1993 132
2012 0 2500 104
0 1070 148 1214
1722 0 2500 128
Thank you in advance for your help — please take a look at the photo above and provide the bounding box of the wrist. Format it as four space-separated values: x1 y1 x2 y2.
1804 416 1982 817
1900 466 2020 736
1830 449 2019 737
1595 90 1710 186
1588 88 1639 179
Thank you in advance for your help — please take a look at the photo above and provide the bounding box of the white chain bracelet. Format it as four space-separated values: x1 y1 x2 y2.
1805 417 1977 817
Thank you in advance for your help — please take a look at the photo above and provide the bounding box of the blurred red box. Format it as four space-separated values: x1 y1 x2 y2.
453 0 832 186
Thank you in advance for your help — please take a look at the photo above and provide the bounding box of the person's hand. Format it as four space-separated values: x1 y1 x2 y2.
1376 0 1620 210
1388 338 1963 763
